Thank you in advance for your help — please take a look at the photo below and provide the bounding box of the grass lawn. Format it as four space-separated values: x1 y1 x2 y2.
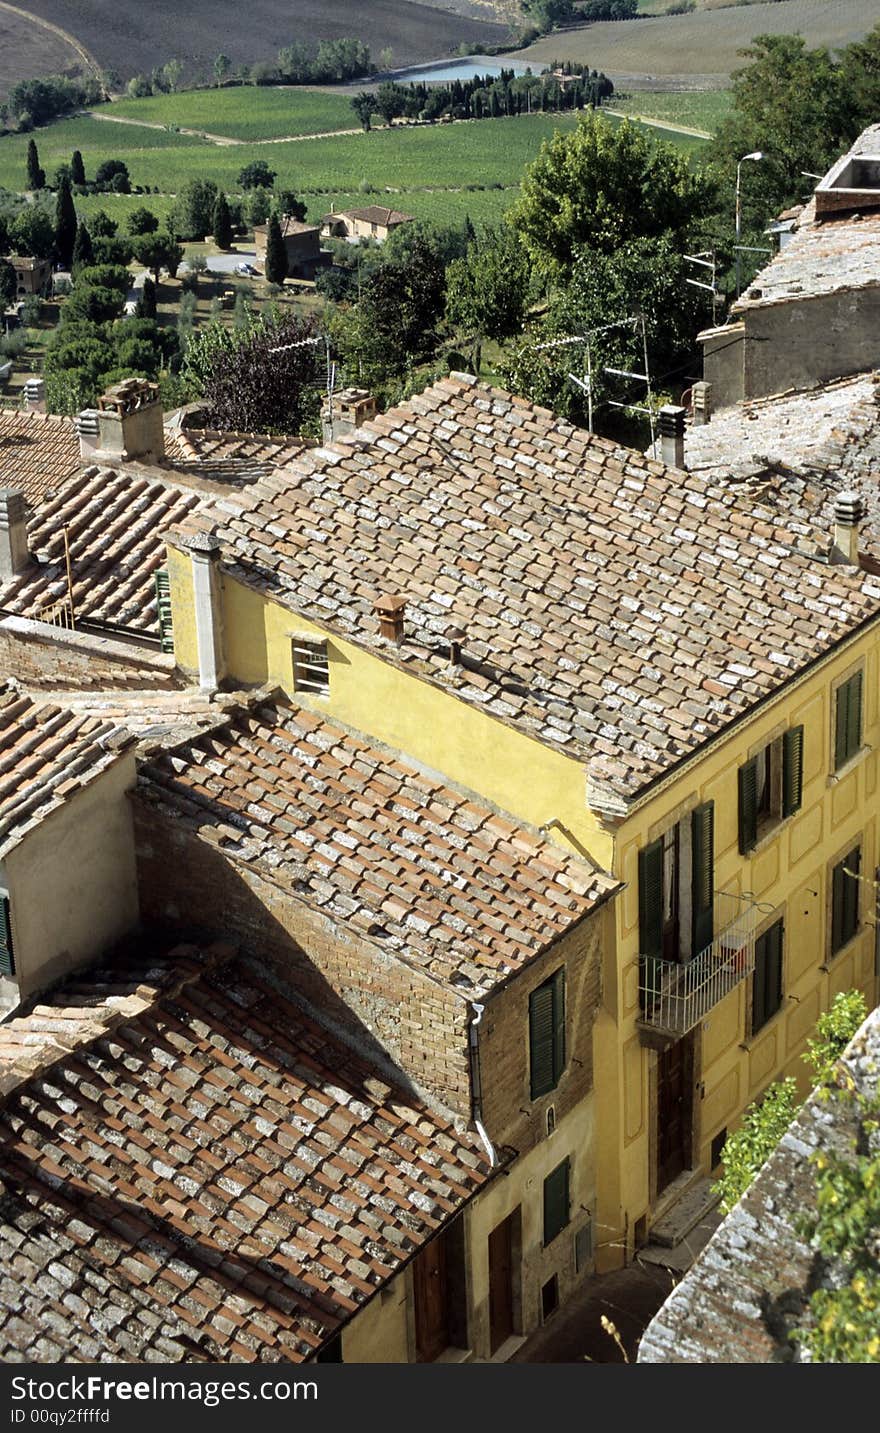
105 87 358 141
610 90 732 134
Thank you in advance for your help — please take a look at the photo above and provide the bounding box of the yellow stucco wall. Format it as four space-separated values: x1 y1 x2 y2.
342 1276 410 1363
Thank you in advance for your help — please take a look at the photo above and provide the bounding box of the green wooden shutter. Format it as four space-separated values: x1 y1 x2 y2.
844 847 861 945
543 1158 570 1246
530 969 564 1100
766 920 783 1020
692 802 714 955
752 930 767 1034
0 896 14 977
846 672 863 762
738 758 758 853
638 839 663 958
834 681 849 770
782 727 804 819
154 568 174 654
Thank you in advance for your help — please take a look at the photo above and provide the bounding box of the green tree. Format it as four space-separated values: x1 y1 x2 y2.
244 188 272 227
54 175 77 269
11 206 55 260
70 149 86 187
163 58 184 92
171 179 220 240
137 275 157 319
212 192 233 249
0 257 15 311
804 991 868 1086
213 52 231 87
521 0 575 31
132 231 184 283
445 227 531 374
336 231 447 387
275 191 307 223
26 138 45 191
94 158 131 194
350 93 374 131
71 221 94 274
127 74 152 98
89 210 117 239
182 311 321 433
264 214 288 286
510 112 710 275
238 160 276 191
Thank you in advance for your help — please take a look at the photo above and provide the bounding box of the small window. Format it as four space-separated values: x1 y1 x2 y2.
543 1157 570 1247
529 967 565 1100
751 919 783 1034
738 727 803 853
541 1275 559 1321
574 1220 592 1273
831 846 861 954
710 1128 727 1170
834 672 863 770
292 637 330 696
0 895 15 977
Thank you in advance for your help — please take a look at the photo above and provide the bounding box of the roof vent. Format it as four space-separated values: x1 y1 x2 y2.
75 408 100 460
374 593 406 644
22 377 45 413
658 404 686 470
831 490 865 566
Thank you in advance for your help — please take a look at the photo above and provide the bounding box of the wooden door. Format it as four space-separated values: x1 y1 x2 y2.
413 1231 450 1362
657 1036 693 1193
488 1213 516 1354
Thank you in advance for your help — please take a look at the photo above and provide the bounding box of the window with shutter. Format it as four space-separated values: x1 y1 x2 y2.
0 895 15 977
543 1158 570 1246
751 919 783 1034
292 637 330 695
691 802 714 955
529 967 565 1100
782 726 804 819
638 839 664 1013
154 568 174 654
835 673 863 770
738 757 758 853
831 846 861 955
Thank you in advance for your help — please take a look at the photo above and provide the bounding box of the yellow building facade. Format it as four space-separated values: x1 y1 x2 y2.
167 546 880 1282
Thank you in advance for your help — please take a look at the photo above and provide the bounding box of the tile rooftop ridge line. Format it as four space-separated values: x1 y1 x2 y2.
0 940 237 1104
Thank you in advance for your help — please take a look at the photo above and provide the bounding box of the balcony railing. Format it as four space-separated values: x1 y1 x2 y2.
638 893 757 1038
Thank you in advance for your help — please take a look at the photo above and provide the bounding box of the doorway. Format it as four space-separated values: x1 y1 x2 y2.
488 1211 518 1354
413 1230 451 1362
656 1034 694 1193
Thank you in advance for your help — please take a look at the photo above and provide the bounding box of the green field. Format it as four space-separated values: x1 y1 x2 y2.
106 87 358 141
610 90 732 134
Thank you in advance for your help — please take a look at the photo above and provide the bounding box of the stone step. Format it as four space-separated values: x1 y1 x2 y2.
649 1175 721 1248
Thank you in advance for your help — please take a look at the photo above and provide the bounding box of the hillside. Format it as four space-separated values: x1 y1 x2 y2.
15 0 512 86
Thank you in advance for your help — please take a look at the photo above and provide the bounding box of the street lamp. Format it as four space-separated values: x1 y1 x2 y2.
735 151 764 298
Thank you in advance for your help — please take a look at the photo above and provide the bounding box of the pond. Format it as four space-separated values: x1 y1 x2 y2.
388 57 533 85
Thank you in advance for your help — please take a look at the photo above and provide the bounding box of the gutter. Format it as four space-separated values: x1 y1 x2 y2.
468 1002 497 1169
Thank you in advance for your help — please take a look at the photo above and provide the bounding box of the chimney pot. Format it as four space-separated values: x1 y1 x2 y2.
374 593 406 643
0 488 30 579
95 378 165 463
831 490 865 565
75 408 101 460
321 387 377 445
446 625 466 666
658 404 687 469
691 382 712 426
23 377 45 413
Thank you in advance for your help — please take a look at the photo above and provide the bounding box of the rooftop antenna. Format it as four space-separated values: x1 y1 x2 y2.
684 250 722 326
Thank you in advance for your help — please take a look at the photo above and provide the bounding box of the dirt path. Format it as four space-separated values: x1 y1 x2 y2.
604 109 713 139
85 110 364 147
0 0 101 78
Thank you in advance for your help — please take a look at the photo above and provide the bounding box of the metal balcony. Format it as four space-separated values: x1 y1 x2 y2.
638 893 757 1041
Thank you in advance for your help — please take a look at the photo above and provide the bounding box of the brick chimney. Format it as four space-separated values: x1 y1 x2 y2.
75 408 101 461
374 593 406 643
321 387 377 444
691 382 712 427
182 531 226 691
0 489 30 579
831 491 865 566
95 378 165 463
22 377 45 414
658 405 687 469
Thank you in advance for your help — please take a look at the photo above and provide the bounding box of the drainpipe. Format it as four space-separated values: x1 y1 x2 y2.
468 1002 498 1169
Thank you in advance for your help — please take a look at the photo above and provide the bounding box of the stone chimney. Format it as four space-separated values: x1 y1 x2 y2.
22 377 45 414
0 489 30 579
75 408 101 461
658 404 687 469
95 378 165 464
831 491 865 566
182 532 226 691
374 593 406 643
691 382 712 427
321 387 377 444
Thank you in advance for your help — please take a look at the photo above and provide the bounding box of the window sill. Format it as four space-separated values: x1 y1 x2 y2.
820 931 862 971
739 1002 787 1051
828 745 871 785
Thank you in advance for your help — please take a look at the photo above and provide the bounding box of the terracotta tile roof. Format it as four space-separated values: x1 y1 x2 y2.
0 939 491 1362
0 465 209 637
172 375 880 804
0 682 134 858
0 412 80 511
44 685 228 753
639 1006 880 1364
683 372 880 563
139 692 618 996
324 206 414 227
163 428 309 486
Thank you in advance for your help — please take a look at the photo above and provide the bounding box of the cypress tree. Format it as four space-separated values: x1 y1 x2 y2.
139 277 157 319
70 149 86 187
54 175 77 269
26 138 45 191
71 222 94 273
264 213 288 286
212 191 233 250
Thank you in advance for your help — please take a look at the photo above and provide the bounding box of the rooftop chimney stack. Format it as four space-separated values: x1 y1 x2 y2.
321 387 377 445
831 490 865 566
23 377 45 414
95 378 165 464
75 408 100 461
374 593 407 644
691 382 712 427
658 404 687 469
0 489 30 579
182 531 226 691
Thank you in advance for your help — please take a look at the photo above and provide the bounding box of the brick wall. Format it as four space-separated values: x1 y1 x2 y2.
134 798 472 1120
478 916 603 1156
0 619 176 690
